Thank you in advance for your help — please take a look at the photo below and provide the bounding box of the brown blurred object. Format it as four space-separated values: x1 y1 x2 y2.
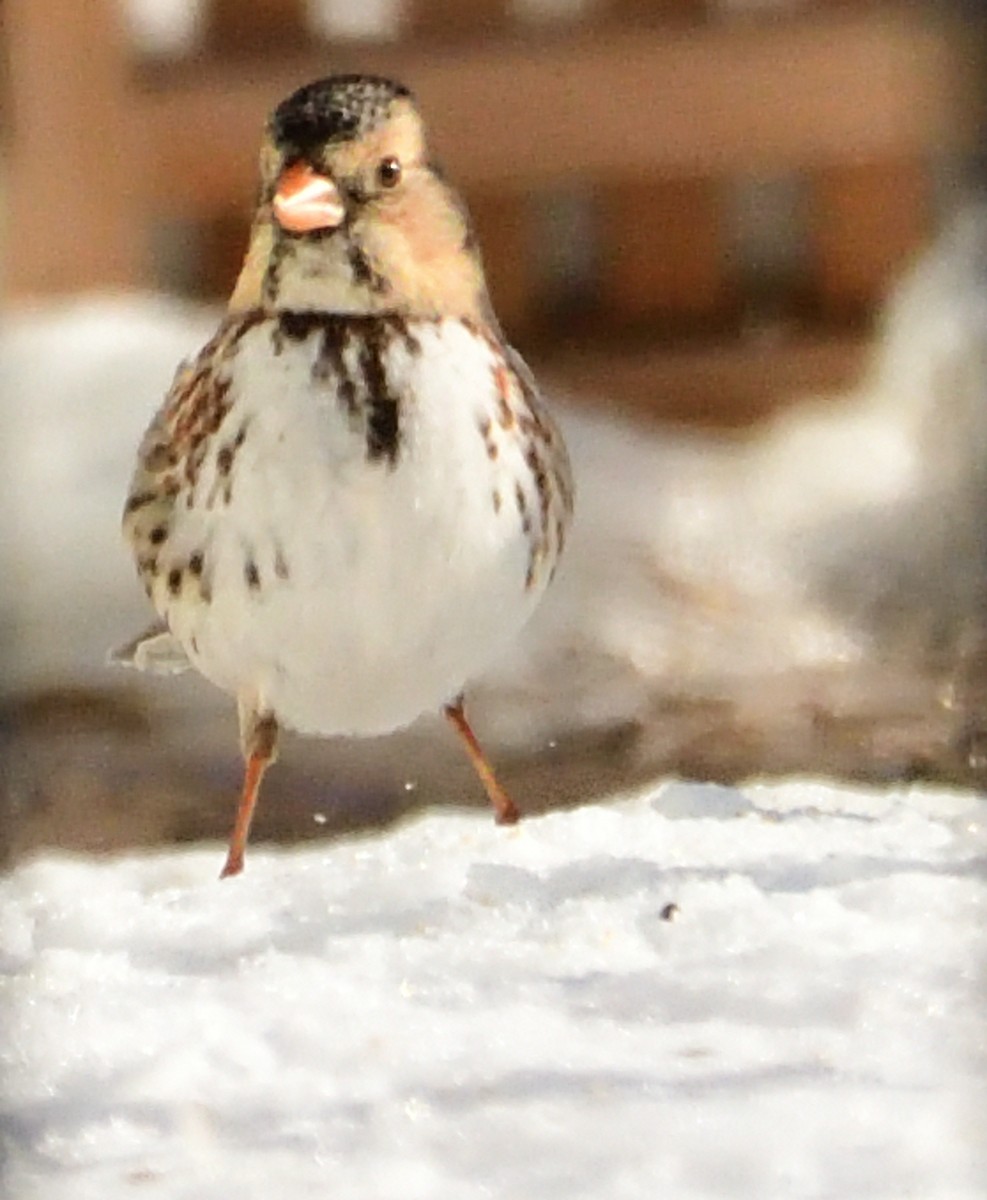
601 177 729 330
3 0 141 294
612 0 707 23
1 0 984 424
810 159 932 321
409 0 507 38
205 0 310 53
468 190 536 334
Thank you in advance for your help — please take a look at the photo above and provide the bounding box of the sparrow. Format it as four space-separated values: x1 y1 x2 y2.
117 74 574 878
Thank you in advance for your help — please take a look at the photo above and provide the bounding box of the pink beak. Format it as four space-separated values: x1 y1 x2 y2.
272 162 345 233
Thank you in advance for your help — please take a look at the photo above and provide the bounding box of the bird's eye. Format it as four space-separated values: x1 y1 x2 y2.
377 157 402 189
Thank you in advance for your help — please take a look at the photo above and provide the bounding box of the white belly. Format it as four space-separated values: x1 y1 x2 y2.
161 317 553 735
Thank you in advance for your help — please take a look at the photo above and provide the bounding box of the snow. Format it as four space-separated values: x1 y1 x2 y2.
1 14 984 1200
0 298 216 694
3 780 985 1198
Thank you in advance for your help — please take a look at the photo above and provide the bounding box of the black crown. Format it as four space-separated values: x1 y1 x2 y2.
271 75 412 154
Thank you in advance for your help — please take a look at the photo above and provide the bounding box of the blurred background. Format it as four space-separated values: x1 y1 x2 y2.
3 0 987 866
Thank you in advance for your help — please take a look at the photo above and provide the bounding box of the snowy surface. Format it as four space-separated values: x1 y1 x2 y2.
2 779 986 1199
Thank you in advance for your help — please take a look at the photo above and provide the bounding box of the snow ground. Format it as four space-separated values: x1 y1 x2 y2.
2 779 985 1199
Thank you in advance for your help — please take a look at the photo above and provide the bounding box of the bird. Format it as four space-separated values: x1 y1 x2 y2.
116 74 574 879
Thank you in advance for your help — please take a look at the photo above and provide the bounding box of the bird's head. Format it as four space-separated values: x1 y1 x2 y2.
230 75 493 326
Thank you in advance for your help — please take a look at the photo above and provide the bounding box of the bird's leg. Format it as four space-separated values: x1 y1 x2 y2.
220 701 280 879
443 696 520 825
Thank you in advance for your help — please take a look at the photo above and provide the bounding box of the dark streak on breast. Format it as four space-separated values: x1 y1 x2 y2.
338 375 358 415
153 310 266 507
278 311 402 466
477 414 498 461
360 331 400 464
555 514 567 554
383 313 422 357
125 491 157 514
144 443 178 472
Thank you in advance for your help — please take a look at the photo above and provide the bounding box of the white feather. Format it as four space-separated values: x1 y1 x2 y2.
159 318 557 735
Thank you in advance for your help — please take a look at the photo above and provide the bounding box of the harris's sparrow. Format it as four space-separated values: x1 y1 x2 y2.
118 75 574 878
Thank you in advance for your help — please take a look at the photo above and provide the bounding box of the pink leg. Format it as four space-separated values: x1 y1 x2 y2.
220 709 278 879
444 697 520 825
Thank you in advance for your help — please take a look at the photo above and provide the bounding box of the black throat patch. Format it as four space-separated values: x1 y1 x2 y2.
275 311 423 466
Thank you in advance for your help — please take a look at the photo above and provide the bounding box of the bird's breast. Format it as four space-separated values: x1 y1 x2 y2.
148 311 571 735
